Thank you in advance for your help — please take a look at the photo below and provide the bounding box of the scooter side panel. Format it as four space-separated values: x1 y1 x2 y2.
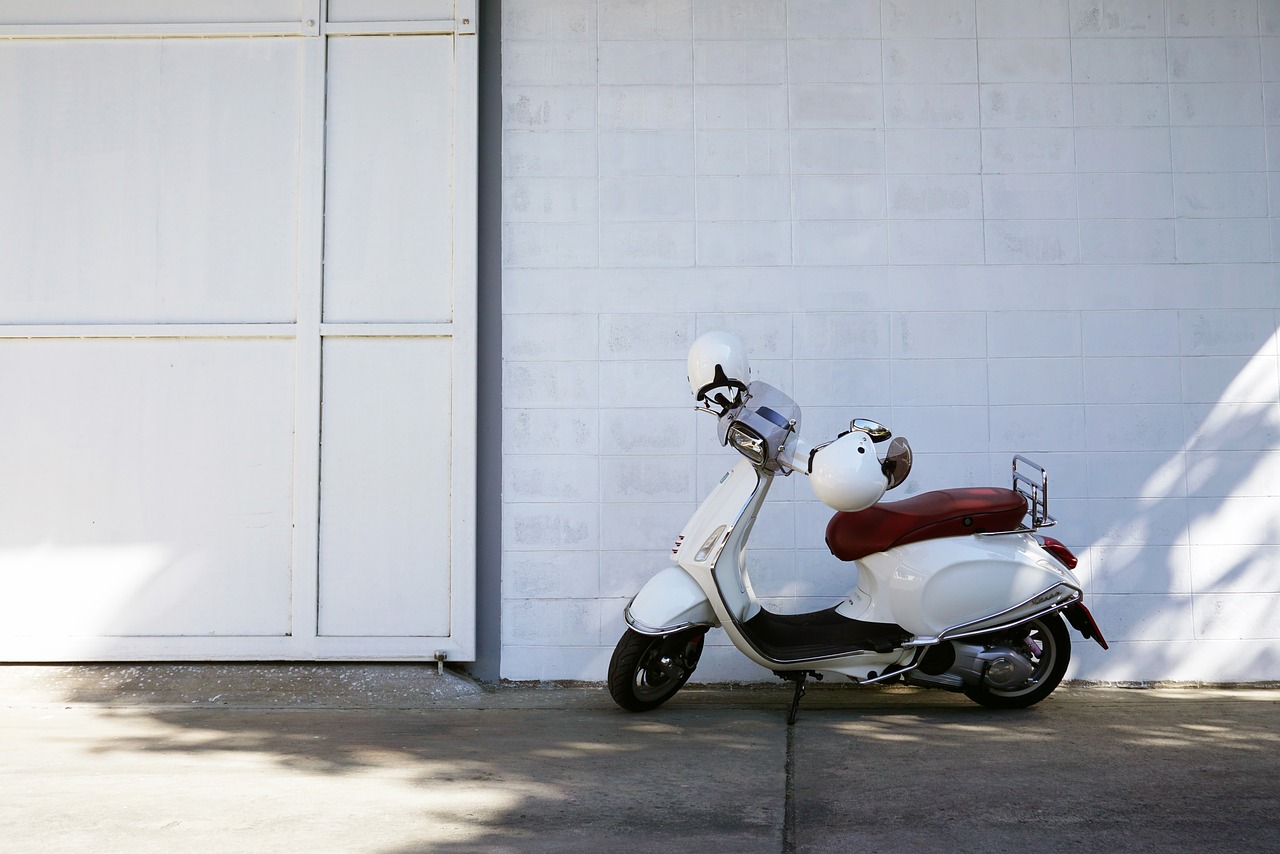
874 535 1082 636
625 565 719 635
674 459 761 566
674 459 770 625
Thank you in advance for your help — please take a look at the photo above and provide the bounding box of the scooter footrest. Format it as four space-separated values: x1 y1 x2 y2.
742 607 908 662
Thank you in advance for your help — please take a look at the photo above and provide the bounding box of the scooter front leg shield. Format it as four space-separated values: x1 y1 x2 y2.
625 566 718 636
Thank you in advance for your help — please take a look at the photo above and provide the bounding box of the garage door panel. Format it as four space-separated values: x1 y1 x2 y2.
0 8 476 660
155 38 304 320
327 1 456 23
0 1 314 26
0 339 296 636
0 40 162 319
0 37 302 324
323 35 455 324
318 337 453 637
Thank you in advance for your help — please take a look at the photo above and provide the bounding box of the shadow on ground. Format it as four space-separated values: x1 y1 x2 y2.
2 666 1278 853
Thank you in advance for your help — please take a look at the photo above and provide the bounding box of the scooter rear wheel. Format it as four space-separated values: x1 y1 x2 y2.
962 614 1071 710
608 627 706 712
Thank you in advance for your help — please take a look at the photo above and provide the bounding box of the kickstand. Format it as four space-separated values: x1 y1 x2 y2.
785 672 807 726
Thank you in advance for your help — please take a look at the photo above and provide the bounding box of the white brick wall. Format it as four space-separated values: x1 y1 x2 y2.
502 0 1280 683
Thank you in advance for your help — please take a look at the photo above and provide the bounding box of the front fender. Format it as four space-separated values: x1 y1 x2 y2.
624 566 718 636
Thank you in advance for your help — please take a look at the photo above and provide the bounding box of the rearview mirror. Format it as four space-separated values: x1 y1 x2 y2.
849 419 891 443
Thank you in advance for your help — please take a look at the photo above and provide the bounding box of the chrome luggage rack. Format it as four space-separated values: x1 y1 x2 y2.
1011 454 1056 531
976 454 1056 536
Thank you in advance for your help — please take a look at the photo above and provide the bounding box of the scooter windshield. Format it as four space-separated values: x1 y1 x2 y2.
717 381 802 469
746 381 801 432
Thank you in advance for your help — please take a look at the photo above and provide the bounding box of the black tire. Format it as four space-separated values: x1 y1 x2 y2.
962 614 1071 710
607 627 706 712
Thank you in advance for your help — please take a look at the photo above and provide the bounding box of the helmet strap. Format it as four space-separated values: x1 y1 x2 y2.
695 363 748 404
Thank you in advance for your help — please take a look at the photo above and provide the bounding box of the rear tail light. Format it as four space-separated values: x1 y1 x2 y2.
1037 535 1078 569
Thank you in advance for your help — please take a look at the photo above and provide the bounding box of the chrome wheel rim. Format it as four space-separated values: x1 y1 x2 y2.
986 618 1057 698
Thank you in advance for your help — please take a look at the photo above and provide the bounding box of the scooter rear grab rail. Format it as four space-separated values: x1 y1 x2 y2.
1012 454 1055 529
976 454 1057 535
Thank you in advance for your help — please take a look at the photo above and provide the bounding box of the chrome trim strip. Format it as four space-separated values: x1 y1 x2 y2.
854 647 928 684
942 586 1080 642
623 602 713 637
703 524 735 567
939 601 1074 642
857 667 917 685
707 466 768 614
903 582 1082 647
975 524 1054 538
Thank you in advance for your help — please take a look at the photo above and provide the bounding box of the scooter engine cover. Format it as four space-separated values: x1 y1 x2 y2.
882 536 1080 636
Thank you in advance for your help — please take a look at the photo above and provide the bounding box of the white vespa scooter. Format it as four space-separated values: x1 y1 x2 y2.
608 332 1107 723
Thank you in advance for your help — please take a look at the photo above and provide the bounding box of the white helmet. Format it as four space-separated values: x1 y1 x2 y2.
809 431 888 512
687 331 749 407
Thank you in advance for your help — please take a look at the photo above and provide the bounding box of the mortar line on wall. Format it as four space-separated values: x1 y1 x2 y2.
1176 307 1193 553
1259 4 1275 261
1067 6 1082 269
975 0 990 443
880 7 891 267
972 0 986 268
784 0 794 263
1169 0 1189 573
595 1 604 574
1274 307 1280 411
594 2 602 272
595 312 603 537
690 1 699 266
1164 4 1178 263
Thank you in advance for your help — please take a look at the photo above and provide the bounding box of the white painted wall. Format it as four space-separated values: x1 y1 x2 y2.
501 0 1280 683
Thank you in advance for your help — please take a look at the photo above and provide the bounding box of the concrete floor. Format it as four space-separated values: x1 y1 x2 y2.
1 666 1277 853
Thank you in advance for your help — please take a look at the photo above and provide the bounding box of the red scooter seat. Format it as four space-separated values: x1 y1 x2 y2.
826 488 1028 562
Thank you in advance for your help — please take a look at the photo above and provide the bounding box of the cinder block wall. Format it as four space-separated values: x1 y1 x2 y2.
500 0 1280 682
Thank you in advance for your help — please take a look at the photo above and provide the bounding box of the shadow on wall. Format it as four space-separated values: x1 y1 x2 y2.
1070 322 1280 683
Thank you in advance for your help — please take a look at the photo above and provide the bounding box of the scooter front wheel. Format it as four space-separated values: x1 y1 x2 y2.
962 614 1071 710
608 627 706 712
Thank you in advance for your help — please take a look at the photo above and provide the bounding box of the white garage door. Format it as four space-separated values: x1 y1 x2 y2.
0 1 477 661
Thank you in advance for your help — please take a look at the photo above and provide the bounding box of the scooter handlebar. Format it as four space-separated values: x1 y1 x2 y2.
777 434 815 476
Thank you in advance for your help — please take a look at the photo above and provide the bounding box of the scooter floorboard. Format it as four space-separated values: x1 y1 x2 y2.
741 606 908 662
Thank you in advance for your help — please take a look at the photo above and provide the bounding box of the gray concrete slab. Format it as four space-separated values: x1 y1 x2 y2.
0 666 1277 853
792 687 1280 854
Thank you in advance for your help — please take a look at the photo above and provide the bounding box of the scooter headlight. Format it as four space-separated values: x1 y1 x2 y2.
726 422 766 465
